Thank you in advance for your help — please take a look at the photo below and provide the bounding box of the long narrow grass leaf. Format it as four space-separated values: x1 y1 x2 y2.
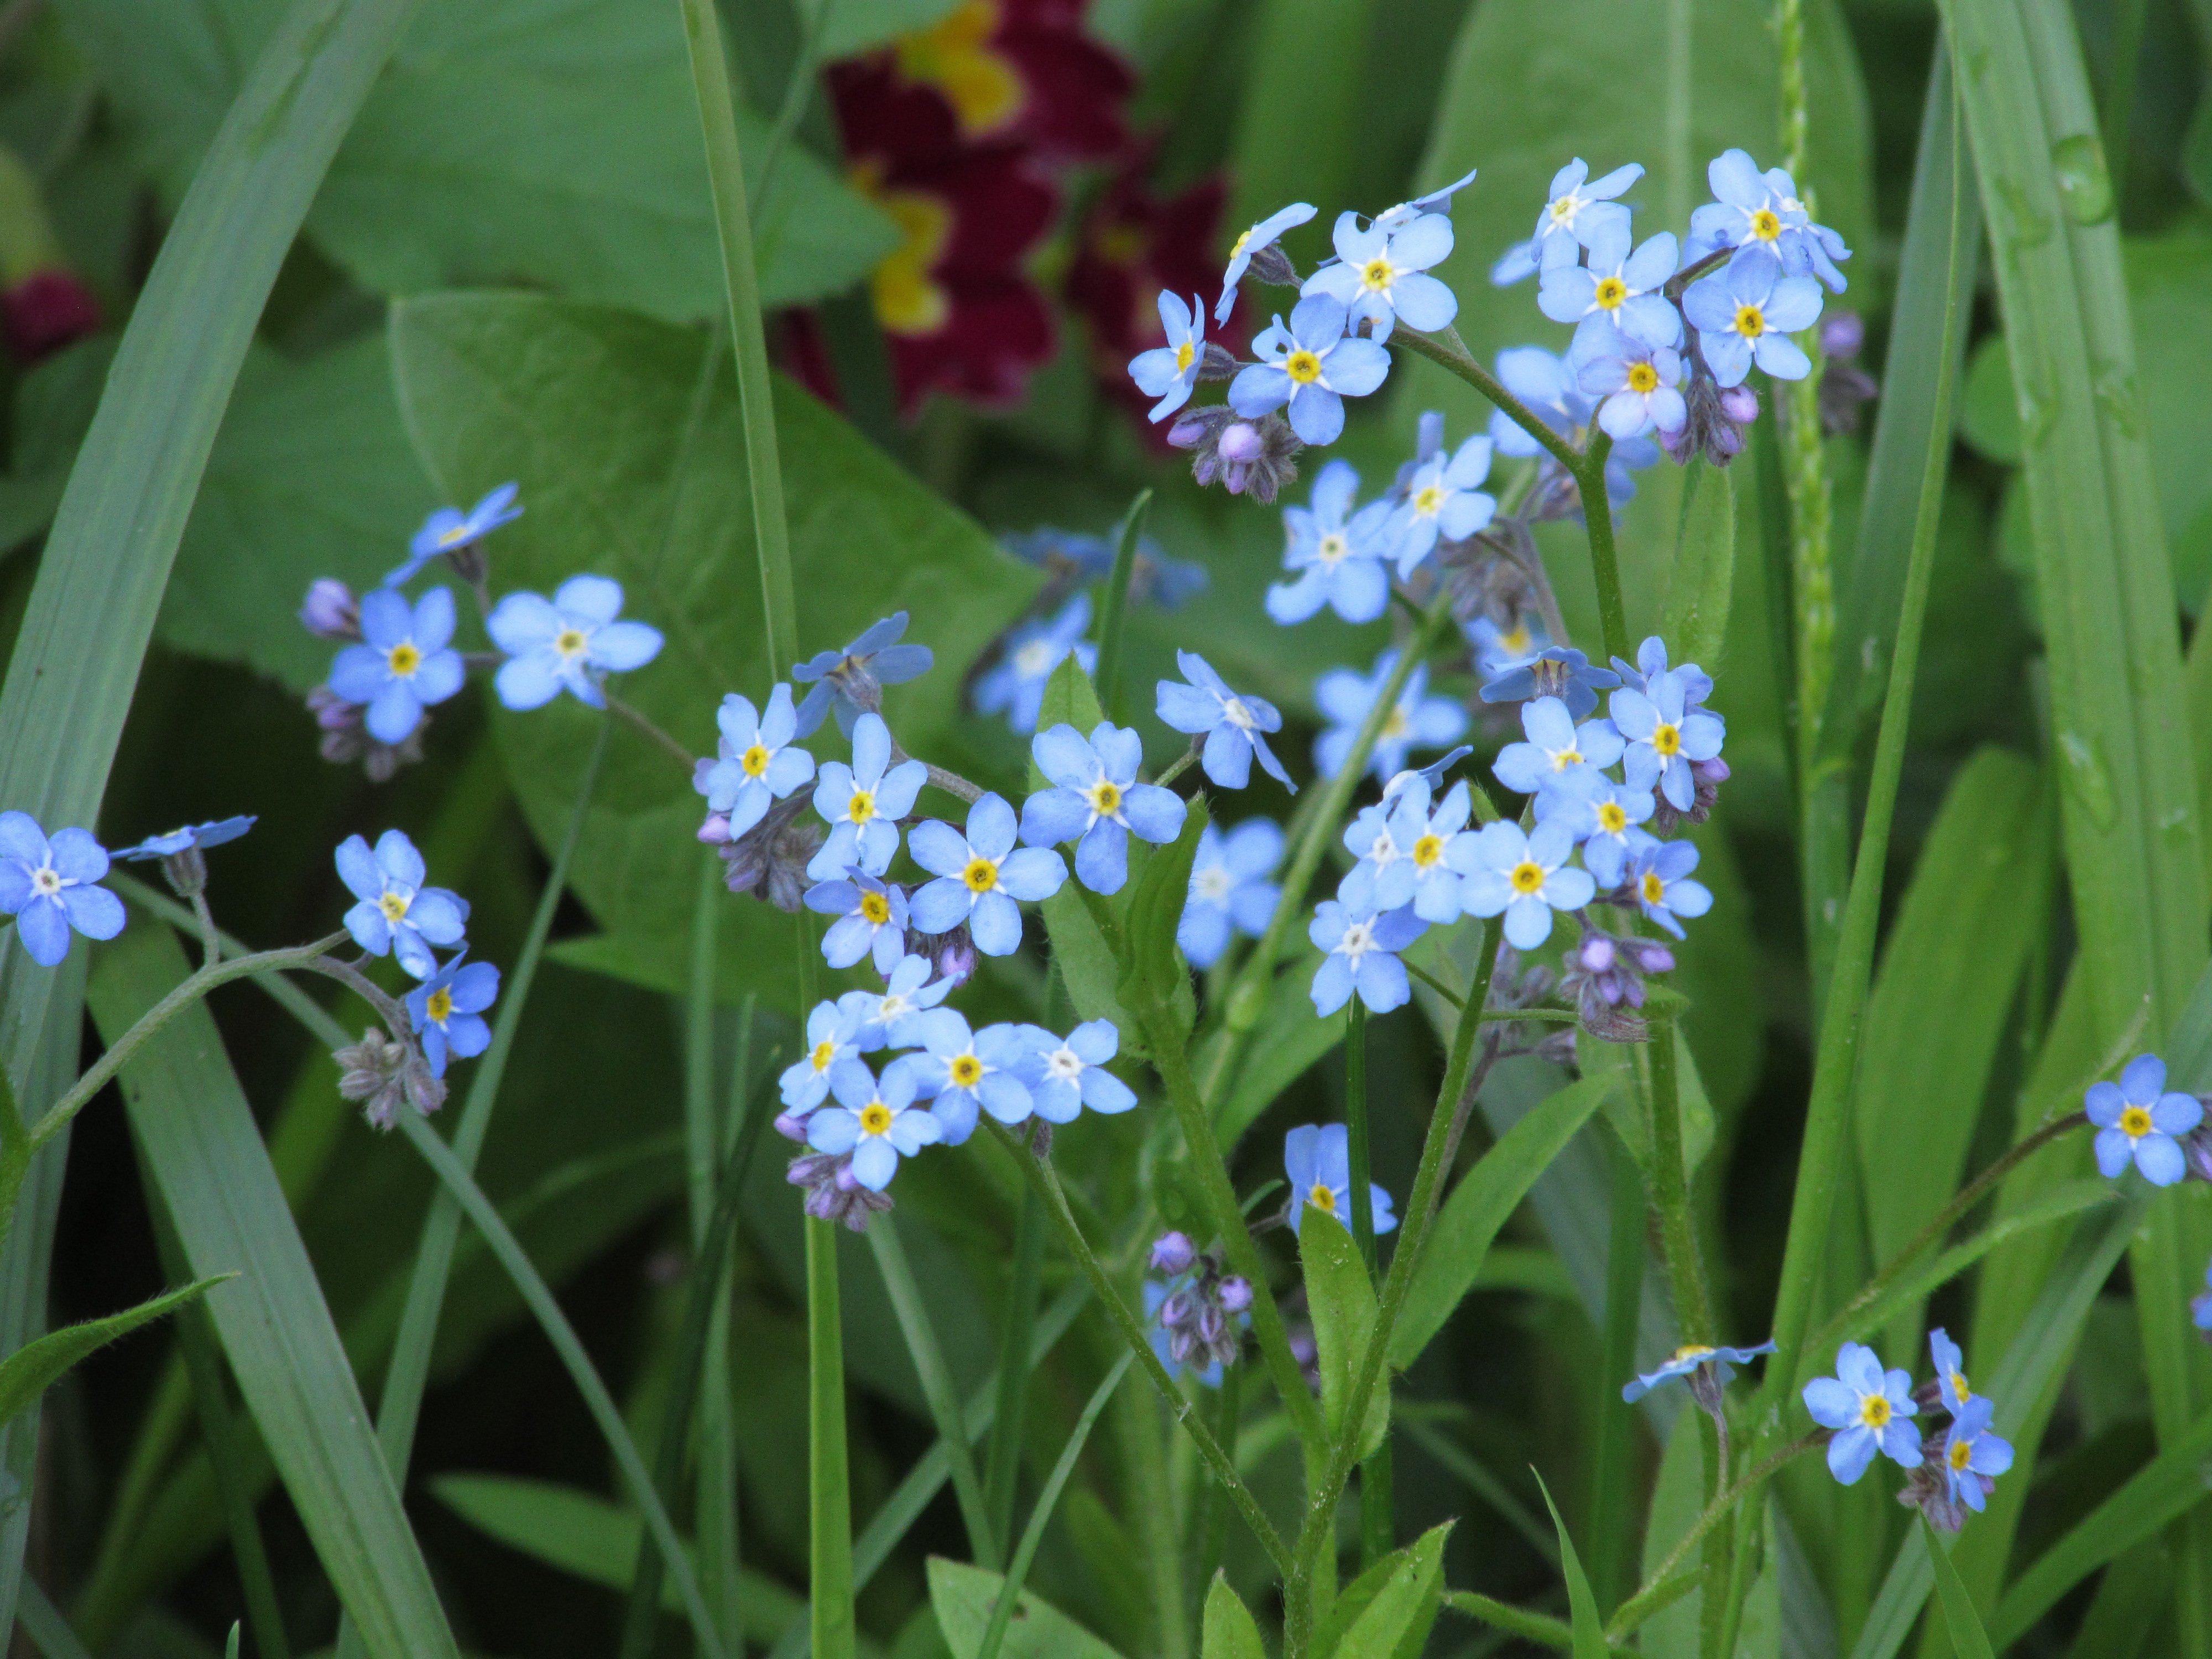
1536 1472 1611 1659
17 1578 95 1659
1923 1524 1996 1659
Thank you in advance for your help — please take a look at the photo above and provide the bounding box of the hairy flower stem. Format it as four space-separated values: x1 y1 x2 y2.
985 1123 1293 1575
1284 918 1504 1656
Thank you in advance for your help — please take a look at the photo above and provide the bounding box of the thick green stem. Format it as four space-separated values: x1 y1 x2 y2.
1574 432 1632 665
806 1219 854 1659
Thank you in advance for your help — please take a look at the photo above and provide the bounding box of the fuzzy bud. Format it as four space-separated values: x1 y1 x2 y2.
307 686 425 782
1168 405 1302 504
1197 341 1241 382
1149 1230 1198 1275
719 787 822 911
334 1028 446 1128
1244 242 1300 288
787 1151 894 1231
299 578 360 641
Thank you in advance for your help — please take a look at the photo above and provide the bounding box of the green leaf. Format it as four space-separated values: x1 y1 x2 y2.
1661 458 1735 675
1537 1473 1611 1659
387 293 1041 1003
1227 0 1380 239
87 922 458 1659
1201 1574 1265 1659
813 0 963 59
1331 1521 1453 1659
926 1559 1128 1659
1923 1522 1996 1659
0 1275 227 1431
1118 794 1207 1016
1392 1074 1614 1369
1299 1208 1389 1463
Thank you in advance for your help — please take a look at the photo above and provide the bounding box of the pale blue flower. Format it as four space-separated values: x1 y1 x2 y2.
1453 819 1593 950
1301 210 1457 341
1020 722 1187 895
1609 672 1726 812
1495 159 1644 284
1929 1328 1973 1415
1540 222 1681 347
805 869 910 975
2086 1053 2201 1186
1686 149 1851 293
695 684 816 840
1609 635 1714 709
896 1009 1036 1141
780 998 871 1114
1308 900 1427 1015
806 1061 941 1191
0 813 124 968
488 576 662 711
1621 1340 1775 1403
403 952 500 1078
1626 836 1713 938
389 483 520 586
1266 460 1394 625
807 712 927 881
1284 1123 1397 1238
336 829 468 979
793 613 935 738
1156 653 1293 792
330 587 465 743
1217 202 1317 324
1003 529 1207 609
1313 650 1468 784
1229 295 1392 447
1942 1395 2013 1514
1339 777 1472 924
1129 291 1207 421
1389 434 1495 575
1682 245 1823 389
909 793 1067 956
1493 695 1624 798
1802 1343 1921 1485
975 596 1097 735
1575 325 1687 441
1178 819 1282 968
1013 1019 1136 1121
1539 770 1654 887
116 817 257 862
1467 615 1550 677
1371 166 1478 233
1480 645 1620 721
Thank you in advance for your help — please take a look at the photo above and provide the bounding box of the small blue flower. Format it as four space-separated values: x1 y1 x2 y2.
806 1061 941 1192
1013 1019 1136 1122
1002 530 1208 610
895 1009 1036 1141
1340 778 1472 924
1539 771 1654 888
1686 149 1851 294
2086 1053 2202 1186
2194 1258 2212 1332
1802 1342 1922 1485
115 816 257 862
1575 325 1687 441
1539 222 1681 347
1479 646 1620 722
336 829 468 979
909 792 1067 957
1682 246 1824 389
1284 1123 1397 1238
807 712 928 881
1216 202 1317 324
0 813 124 968
1308 899 1427 1016
1929 1328 1973 1415
1371 166 1478 234
1020 722 1188 895
1494 159 1644 284
1627 836 1713 938
1486 346 1592 455
1129 291 1208 422
1389 434 1495 576
792 612 936 738
1610 672 1726 812
1178 819 1283 969
695 684 816 840
330 587 465 743
974 595 1097 736
839 953 956 1051
1313 650 1469 784
1300 208 1458 341
487 576 663 711
1621 1339 1776 1403
1266 460 1394 626
1940 1395 2013 1514
403 951 500 1078
1493 695 1624 799
780 998 871 1114
389 482 520 587
1610 635 1715 710
1229 295 1392 447
1467 615 1550 677
1454 819 1593 951
805 869 910 975
1156 653 1293 792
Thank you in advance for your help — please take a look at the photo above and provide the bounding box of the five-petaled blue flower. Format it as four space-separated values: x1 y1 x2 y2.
487 575 663 711
807 712 927 881
1480 645 1621 722
975 595 1097 736
1929 1328 1973 1415
1610 671 1726 812
1284 1123 1398 1239
2087 1053 2202 1187
1308 899 1427 1016
1229 295 1392 447
1940 1394 2013 1514
1468 615 1548 677
1541 770 1654 888
1686 148 1851 294
794 612 936 738
805 869 910 975
696 684 816 841
1003 530 1207 609
1156 652 1293 792
404 951 501 1078
1314 650 1469 784
330 587 465 743
1178 819 1283 969
1626 836 1713 937
1683 246 1823 389
780 998 870 1113
1493 695 1625 800
1340 777 1472 924
841 953 956 1051
909 792 1067 956
1014 1019 1136 1121
1454 819 1594 950
1267 460 1394 625
1389 434 1495 576
896 1009 1036 1141
336 829 468 979
0 813 124 967
389 482 520 587
1129 292 1208 422
116 816 257 862
806 1061 941 1192
1540 222 1681 347
1621 1339 1776 1403
1300 208 1458 341
1493 159 1644 284
1803 1342 1922 1485
1021 722 1187 895
1576 325 1687 441
1216 202 1316 324
1610 635 1715 708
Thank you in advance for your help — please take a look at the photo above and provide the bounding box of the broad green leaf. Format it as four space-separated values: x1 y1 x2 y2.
1661 458 1735 675
1228 0 1379 239
0 1276 227 1430
1299 1208 1389 1463
388 293 1041 1005
158 333 435 691
1957 337 2021 467
1637 1408 1706 1658
1119 795 1207 1015
88 922 457 1659
1923 1524 1996 1659
1201 1574 1265 1659
1391 1073 1613 1369
926 1559 1128 1659
1332 1521 1453 1659
1537 1474 1610 1659
1313 1541 1414 1659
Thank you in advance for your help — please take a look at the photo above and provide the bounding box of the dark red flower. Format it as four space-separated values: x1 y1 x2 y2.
1066 154 1234 418
884 0 1131 163
3 269 98 363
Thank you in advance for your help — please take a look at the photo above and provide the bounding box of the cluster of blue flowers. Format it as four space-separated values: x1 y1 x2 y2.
1803 1332 2012 1528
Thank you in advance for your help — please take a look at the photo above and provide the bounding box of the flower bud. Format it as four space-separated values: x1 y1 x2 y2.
1217 1275 1252 1313
1149 1230 1198 1275
773 1110 810 1144
299 578 361 640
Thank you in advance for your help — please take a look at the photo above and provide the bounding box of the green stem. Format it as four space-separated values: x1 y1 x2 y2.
1644 1021 1713 1344
1605 1434 1823 1640
1345 1004 1376 1276
985 1187 1046 1553
1574 432 1632 665
1194 1358 1241 1606
806 1217 853 1659
1390 328 1584 474
1093 488 1153 718
1589 1126 1644 1615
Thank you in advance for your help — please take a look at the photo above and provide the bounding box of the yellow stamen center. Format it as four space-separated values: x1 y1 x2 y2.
379 891 410 923
1671 1344 1716 1364
1382 706 1411 738
811 1039 837 1073
1174 339 1195 373
437 525 470 547
1750 207 1782 241
951 1054 984 1087
1949 1438 1973 1472
1086 779 1123 817
387 642 422 677
963 857 999 894
554 628 587 659
1951 1370 1971 1402
860 891 891 925
1413 484 1445 518
1627 361 1661 394
741 743 771 778
2122 1104 2154 1138
1642 872 1666 905
847 790 877 825
1229 228 1253 259
859 1101 894 1135
1598 802 1629 834
1308 1183 1337 1214
1552 747 1582 771
1652 722 1682 757
1501 625 1531 655
1283 349 1323 385
426 987 453 1024
1735 303 1766 339
1860 1394 1892 1428
1593 275 1627 310
1412 833 1444 869
893 0 1020 136
1509 860 1546 895
1360 257 1395 291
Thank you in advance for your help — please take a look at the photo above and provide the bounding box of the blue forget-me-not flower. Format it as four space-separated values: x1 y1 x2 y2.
1542 770 1655 888
1128 292 1208 422
1611 635 1715 708
330 587 465 743
1683 246 1823 389
896 1009 1036 1141
1229 295 1392 447
1940 1395 2013 1515
1389 434 1495 576
336 829 468 979
1267 460 1394 626
1455 819 1593 950
1284 1123 1398 1239
1492 159 1644 284
1577 325 1687 441
2086 1053 2202 1186
0 813 124 968
975 595 1097 735
1621 1339 1776 1403
806 1061 941 1192
1314 649 1469 784
1340 778 1472 925
1803 1342 1922 1484
1215 202 1316 323
696 684 816 841
909 792 1067 956
1156 652 1293 792
794 613 936 738
487 576 663 710
807 712 927 881
1480 645 1620 722
389 482 520 587
780 999 871 1114
1493 695 1625 800
116 817 256 862
1308 899 1427 1016
1371 165 1478 234
1686 149 1851 293
1610 671 1726 812
1014 1019 1136 1121
1300 209 1458 342
1003 529 1208 610
841 953 956 1051
1178 819 1283 969
805 869 910 975
1540 222 1681 347
1929 1328 1973 1414
1021 722 1187 894
404 952 500 1078
1626 836 1713 937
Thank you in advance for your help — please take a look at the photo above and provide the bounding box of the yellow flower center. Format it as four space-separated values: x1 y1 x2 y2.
1229 228 1253 259
860 185 954 337
387 642 422 677
741 743 771 778
1552 747 1582 771
1642 871 1666 905
1382 705 1411 739
1593 275 1627 310
1598 801 1629 834
1308 1183 1337 1214
859 1100 894 1135
1283 349 1323 385
2122 1104 2154 1138
437 524 470 548
1860 1394 1892 1428
1549 196 1578 225
1734 303 1766 340
554 628 587 659
1671 1344 1717 1364
1413 484 1445 518
1360 257 1396 291
1750 207 1782 241
860 891 891 925
426 987 453 1023
847 790 877 825
1500 625 1531 655
1652 722 1682 757
951 1054 984 1087
1509 860 1546 895
1086 779 1123 817
1316 533 1349 565
1412 833 1444 869
963 856 1000 894
893 0 1021 136
379 891 410 923
1949 1438 1974 1472
1174 339 1195 373
1627 361 1661 394
811 1039 837 1073
1950 1370 1971 1402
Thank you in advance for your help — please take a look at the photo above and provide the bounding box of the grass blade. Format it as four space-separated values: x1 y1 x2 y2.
17 1578 95 1659
1537 1471 1612 1659
1923 1523 1996 1659
984 1188 1046 1557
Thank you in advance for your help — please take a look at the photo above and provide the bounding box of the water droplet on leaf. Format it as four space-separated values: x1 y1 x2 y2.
2051 135 2114 225
2058 731 2119 831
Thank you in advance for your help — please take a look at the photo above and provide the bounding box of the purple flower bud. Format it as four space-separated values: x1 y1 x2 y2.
1218 1275 1252 1312
1150 1231 1198 1275
1819 311 1866 362
299 578 360 640
773 1111 810 1144
1718 383 1760 424
698 812 732 844
1219 421 1265 463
